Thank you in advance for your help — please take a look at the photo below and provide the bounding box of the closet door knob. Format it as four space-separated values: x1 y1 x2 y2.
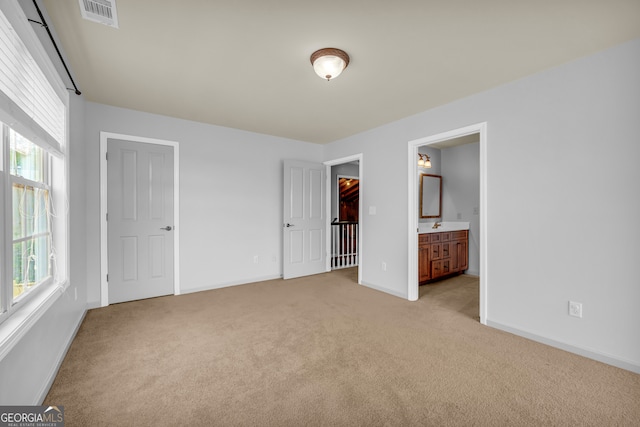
160 226 173 231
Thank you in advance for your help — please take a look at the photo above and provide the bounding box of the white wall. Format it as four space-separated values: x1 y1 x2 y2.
84 103 323 304
324 38 640 371
441 142 480 275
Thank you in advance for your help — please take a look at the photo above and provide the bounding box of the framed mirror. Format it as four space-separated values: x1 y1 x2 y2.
420 174 442 218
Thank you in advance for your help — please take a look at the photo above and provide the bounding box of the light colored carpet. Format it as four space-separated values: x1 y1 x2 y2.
46 269 640 426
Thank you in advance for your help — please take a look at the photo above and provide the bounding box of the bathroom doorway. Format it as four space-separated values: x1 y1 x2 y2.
407 123 488 324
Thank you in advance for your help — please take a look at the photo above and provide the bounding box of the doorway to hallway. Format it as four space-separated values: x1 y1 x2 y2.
325 154 363 284
332 174 359 270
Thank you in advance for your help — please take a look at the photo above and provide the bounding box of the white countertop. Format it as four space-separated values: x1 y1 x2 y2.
419 221 469 234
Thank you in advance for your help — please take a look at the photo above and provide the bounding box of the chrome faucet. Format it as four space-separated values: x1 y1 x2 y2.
432 221 441 229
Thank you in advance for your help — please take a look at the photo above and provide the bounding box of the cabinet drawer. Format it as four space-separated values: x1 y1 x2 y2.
443 260 451 275
452 230 468 240
430 231 450 242
431 260 451 278
419 234 430 244
431 260 443 278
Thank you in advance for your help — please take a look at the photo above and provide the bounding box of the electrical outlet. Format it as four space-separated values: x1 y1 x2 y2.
457 213 462 220
473 207 479 215
381 262 387 271
253 255 259 264
569 301 582 318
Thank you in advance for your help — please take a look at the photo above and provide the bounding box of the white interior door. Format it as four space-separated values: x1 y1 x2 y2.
283 159 326 279
107 139 174 303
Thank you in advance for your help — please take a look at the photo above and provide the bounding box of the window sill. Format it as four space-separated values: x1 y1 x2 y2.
0 280 67 362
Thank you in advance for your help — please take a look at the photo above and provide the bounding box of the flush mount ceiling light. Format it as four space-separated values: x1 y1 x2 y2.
310 48 350 81
418 153 432 168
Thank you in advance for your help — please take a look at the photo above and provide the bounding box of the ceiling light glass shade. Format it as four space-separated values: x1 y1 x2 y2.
313 55 345 80
310 48 350 81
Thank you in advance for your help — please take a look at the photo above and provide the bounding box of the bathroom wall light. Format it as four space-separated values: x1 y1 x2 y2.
310 48 350 81
418 153 432 168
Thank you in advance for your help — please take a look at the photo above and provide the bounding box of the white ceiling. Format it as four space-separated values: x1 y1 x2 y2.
41 0 640 144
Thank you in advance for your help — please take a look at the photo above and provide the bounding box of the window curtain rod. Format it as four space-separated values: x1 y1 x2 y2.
29 0 81 96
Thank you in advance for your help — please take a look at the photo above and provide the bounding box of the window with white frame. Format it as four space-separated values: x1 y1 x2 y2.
0 2 68 327
9 128 53 301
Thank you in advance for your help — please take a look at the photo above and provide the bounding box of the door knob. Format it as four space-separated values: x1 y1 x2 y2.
160 226 173 231
284 223 294 228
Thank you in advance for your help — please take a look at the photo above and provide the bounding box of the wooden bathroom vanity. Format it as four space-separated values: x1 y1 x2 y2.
419 229 468 283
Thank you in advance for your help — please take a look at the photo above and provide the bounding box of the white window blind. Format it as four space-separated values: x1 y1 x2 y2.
0 7 65 156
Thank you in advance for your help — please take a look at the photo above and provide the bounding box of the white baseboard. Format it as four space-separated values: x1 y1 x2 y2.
181 274 283 295
87 275 284 306
486 319 640 374
36 309 87 404
360 281 408 300
86 301 101 310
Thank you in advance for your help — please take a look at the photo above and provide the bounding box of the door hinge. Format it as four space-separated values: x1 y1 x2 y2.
106 152 108 160
106 274 109 282
106 213 108 221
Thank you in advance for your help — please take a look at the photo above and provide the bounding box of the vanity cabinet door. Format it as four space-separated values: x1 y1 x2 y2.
450 242 459 272
418 234 431 283
431 243 442 260
451 230 468 272
457 239 468 271
442 242 451 259
419 245 431 282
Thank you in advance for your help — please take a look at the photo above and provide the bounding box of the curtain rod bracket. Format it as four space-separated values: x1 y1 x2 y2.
28 18 45 27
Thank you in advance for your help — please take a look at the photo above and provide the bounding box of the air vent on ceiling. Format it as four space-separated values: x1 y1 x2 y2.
79 0 119 28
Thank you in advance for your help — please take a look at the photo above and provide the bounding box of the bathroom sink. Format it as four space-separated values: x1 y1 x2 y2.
419 221 469 234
